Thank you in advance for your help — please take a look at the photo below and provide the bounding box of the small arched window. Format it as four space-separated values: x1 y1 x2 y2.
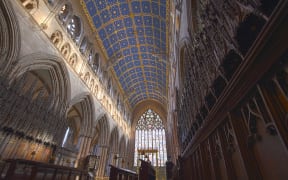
67 15 82 41
59 4 71 23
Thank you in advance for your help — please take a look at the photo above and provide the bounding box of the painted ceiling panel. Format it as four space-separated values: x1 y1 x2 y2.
83 0 169 107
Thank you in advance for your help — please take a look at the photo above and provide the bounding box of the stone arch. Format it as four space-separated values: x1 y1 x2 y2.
68 53 77 68
91 124 100 150
20 0 39 13
9 53 71 107
0 0 21 74
60 42 71 59
50 30 63 48
132 100 167 131
109 127 120 152
118 135 127 167
96 114 110 146
0 66 70 161
119 135 126 157
107 126 120 169
68 93 95 137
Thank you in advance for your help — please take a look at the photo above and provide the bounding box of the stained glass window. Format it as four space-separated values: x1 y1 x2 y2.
134 109 167 167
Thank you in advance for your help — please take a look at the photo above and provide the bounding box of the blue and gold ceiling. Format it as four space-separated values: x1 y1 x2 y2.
82 0 169 107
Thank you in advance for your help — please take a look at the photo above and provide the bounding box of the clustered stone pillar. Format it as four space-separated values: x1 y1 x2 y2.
75 135 92 168
96 145 109 177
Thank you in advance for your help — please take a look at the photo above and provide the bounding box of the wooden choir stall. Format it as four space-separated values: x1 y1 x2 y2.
138 159 156 180
109 165 138 180
109 159 156 180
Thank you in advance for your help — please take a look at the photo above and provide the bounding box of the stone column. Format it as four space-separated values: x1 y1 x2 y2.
96 145 109 177
75 135 92 168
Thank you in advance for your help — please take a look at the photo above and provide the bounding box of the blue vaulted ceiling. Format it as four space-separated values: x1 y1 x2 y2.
83 0 168 107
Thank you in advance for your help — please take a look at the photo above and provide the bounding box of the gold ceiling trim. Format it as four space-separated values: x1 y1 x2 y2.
80 0 170 109
80 0 127 104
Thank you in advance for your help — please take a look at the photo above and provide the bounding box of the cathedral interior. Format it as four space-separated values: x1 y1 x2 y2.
0 0 288 179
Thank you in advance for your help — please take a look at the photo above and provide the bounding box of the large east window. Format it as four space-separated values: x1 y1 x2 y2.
134 109 167 167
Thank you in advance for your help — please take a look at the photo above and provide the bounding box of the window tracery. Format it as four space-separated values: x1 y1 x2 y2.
134 109 167 167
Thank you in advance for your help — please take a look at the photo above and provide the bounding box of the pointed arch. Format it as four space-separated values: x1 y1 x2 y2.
119 135 126 158
132 100 167 130
68 93 95 137
134 109 167 167
96 114 110 146
109 127 120 154
0 0 21 74
9 53 71 107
